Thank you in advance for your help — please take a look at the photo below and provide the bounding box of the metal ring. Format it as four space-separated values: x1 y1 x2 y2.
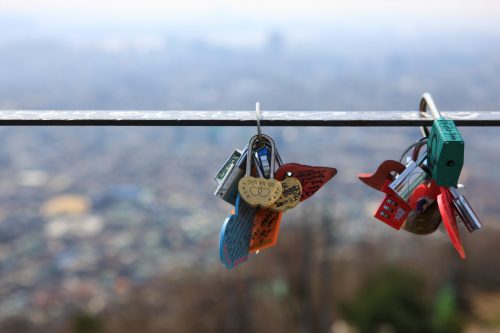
399 138 428 163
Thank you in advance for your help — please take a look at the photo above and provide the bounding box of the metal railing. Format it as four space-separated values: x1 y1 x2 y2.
0 110 499 126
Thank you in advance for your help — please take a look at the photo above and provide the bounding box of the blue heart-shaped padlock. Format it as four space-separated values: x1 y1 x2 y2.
219 193 257 269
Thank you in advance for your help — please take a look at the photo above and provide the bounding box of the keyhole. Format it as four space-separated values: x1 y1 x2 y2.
446 160 455 167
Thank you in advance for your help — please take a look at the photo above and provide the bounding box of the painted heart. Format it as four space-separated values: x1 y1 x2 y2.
437 186 466 259
358 160 406 192
250 186 270 197
249 208 282 253
270 176 302 212
402 180 442 235
219 194 258 269
274 163 337 201
238 176 282 207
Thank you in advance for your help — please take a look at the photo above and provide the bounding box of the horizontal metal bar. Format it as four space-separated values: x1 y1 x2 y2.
0 110 499 126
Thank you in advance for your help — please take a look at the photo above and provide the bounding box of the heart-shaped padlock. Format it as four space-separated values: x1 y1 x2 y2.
219 193 258 269
275 163 337 201
270 176 302 212
249 208 282 252
238 135 283 207
358 160 405 192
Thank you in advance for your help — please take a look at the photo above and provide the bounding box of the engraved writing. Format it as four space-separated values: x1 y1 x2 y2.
220 196 257 269
275 164 337 201
238 176 283 207
270 177 302 212
249 208 282 252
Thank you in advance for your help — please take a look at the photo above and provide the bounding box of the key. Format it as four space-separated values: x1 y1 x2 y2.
448 186 482 232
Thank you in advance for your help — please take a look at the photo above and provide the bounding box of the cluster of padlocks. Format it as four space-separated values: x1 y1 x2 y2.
214 131 336 268
358 93 481 258
214 94 482 269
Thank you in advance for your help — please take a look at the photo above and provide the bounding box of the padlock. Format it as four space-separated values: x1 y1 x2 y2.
358 160 406 192
448 186 482 232
249 208 282 252
214 149 243 185
252 134 283 178
214 145 249 205
216 135 282 206
276 163 337 201
389 152 430 201
374 180 412 230
269 175 302 212
219 193 258 269
402 180 442 235
251 135 302 212
238 135 283 207
421 93 464 187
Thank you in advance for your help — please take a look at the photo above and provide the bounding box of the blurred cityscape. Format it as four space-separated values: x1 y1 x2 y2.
1 3 500 332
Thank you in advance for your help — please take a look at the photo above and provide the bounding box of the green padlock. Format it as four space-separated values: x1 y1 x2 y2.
420 93 464 187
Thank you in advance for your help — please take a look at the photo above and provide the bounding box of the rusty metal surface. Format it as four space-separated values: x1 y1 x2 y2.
0 110 498 126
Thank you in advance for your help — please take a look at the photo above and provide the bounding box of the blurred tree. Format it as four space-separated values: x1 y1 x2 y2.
341 268 433 333
71 312 102 333
432 285 463 333
0 316 35 333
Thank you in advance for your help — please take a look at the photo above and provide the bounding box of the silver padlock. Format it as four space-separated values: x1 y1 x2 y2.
214 149 243 184
449 186 482 232
215 134 282 205
214 145 249 205
389 152 430 201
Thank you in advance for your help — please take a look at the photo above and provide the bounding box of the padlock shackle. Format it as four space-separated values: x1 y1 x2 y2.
246 134 278 178
258 134 278 177
419 93 442 120
399 138 428 163
245 135 259 176
256 102 263 144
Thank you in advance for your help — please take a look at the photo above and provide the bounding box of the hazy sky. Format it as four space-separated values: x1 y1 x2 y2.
1 0 499 47
3 0 500 21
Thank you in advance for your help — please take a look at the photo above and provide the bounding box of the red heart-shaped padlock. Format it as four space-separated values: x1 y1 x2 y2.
358 160 406 192
274 163 337 201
